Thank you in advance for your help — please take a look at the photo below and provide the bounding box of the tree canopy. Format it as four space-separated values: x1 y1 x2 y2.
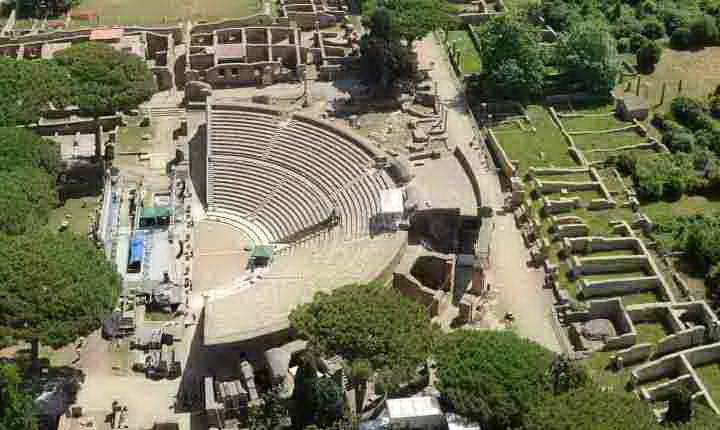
289 283 437 389
434 330 553 428
362 0 456 44
0 128 61 176
521 386 660 430
0 231 121 347
555 21 620 94
0 168 58 235
54 42 157 117
0 58 73 127
0 363 38 430
477 15 546 100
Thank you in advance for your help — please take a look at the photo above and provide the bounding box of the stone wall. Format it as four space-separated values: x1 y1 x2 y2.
454 142 484 211
484 128 516 178
613 343 653 366
578 276 660 299
563 236 642 254
569 255 650 277
656 326 706 357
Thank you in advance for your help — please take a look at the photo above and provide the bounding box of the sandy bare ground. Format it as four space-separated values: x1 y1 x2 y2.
416 35 561 352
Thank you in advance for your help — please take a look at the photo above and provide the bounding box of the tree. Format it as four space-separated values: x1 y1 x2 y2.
434 330 553 428
0 363 38 430
636 40 662 73
360 8 419 89
0 128 60 176
54 43 157 116
0 231 121 350
549 354 589 395
0 57 73 127
666 386 693 424
689 15 719 47
520 386 660 430
289 283 437 391
642 18 666 39
477 15 546 100
671 27 692 50
556 21 620 95
0 168 58 235
291 352 344 429
363 0 456 45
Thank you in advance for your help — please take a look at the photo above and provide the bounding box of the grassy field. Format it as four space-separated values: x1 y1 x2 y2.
616 47 720 112
642 194 720 225
74 0 262 25
493 105 577 175
446 30 481 75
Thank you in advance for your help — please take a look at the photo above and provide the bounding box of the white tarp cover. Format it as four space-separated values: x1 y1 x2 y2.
380 189 403 215
386 396 445 429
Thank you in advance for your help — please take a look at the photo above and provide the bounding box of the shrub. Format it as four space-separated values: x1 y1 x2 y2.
670 27 692 49
610 153 637 176
695 128 720 153
435 330 553 428
662 8 691 34
710 96 720 119
671 96 707 127
642 18 666 39
634 153 696 201
636 40 662 72
689 15 719 46
662 129 696 153
629 33 650 52
617 37 630 53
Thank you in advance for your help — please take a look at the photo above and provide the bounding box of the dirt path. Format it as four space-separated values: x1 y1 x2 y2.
416 35 562 352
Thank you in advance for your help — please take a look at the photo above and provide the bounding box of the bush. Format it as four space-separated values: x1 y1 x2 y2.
610 153 637 176
629 33 650 52
662 129 696 153
670 27 692 49
636 40 662 72
642 18 666 39
710 96 720 119
634 153 697 201
0 168 58 235
617 37 630 53
662 8 691 35
695 128 720 153
671 96 707 129
689 15 719 46
435 330 553 428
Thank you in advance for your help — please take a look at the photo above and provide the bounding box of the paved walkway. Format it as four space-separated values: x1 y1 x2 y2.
416 35 561 352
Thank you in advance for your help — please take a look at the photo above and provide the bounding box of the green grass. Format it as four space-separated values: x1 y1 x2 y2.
561 114 629 132
641 194 720 225
695 364 720 405
75 0 261 25
47 196 100 235
540 189 605 203
573 130 645 151
634 322 669 345
145 310 175 321
446 30 482 74
621 290 664 306
493 105 578 176
117 125 151 154
534 171 593 182
584 249 640 257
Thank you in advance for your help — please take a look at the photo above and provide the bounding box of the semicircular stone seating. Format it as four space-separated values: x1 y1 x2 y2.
205 103 394 245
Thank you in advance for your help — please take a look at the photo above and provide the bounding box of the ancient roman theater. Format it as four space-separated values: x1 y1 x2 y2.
190 97 408 345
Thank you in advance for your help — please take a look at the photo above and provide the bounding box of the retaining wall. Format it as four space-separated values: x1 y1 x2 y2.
578 276 660 299
484 128 516 178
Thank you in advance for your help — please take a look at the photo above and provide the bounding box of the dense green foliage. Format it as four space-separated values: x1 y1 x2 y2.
633 152 700 201
476 15 546 100
289 284 437 389
520 386 660 430
434 330 553 428
0 168 58 235
555 21 620 93
0 128 61 176
636 40 662 73
0 231 121 347
55 43 157 116
291 353 345 429
360 8 419 88
14 0 78 19
0 128 61 235
362 0 455 44
0 363 38 430
0 43 156 127
0 58 73 127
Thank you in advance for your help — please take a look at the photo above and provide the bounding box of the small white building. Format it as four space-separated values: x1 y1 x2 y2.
386 396 446 429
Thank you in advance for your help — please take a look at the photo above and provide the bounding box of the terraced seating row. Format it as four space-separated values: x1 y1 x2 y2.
207 102 394 244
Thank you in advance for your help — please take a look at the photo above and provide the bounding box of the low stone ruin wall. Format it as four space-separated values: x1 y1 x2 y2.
656 326 707 357
534 179 600 194
555 223 589 239
563 236 642 255
613 343 653 366
528 166 589 177
454 142 484 211
578 276 660 299
640 373 699 402
569 255 650 277
542 197 579 214
564 298 636 350
484 128 516 178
